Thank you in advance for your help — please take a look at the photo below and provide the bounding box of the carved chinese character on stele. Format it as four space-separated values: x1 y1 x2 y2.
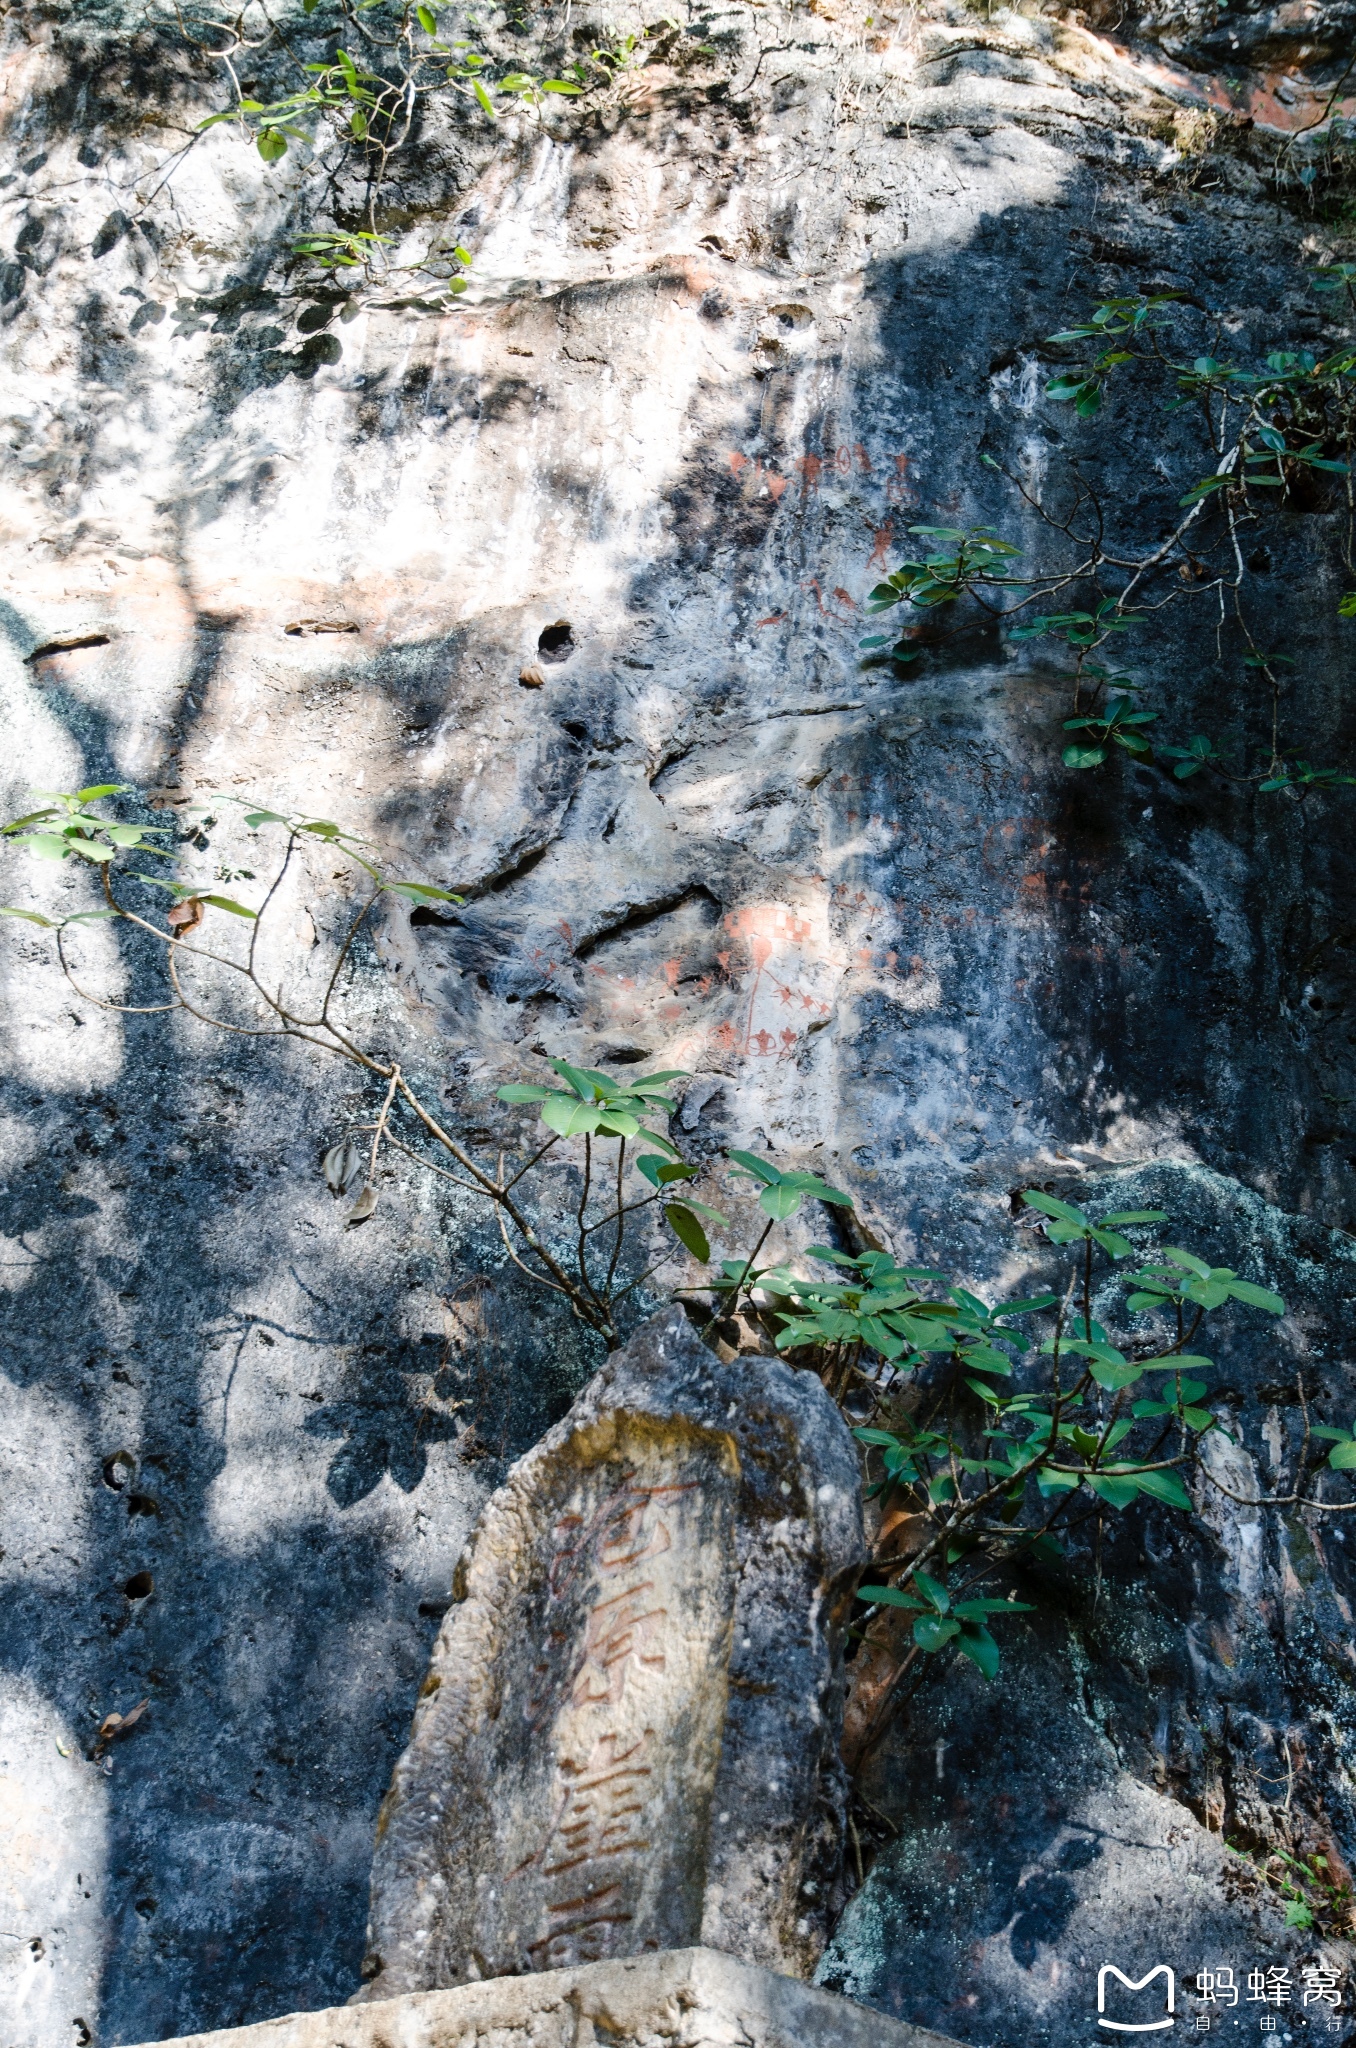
357 1309 864 2000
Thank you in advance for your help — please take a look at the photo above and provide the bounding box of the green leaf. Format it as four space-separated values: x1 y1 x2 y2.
551 1057 607 1101
65 839 116 863
1226 1279 1285 1314
595 1109 642 1138
1284 1901 1314 1929
726 1149 782 1187
257 127 288 163
23 833 73 861
1089 1358 1144 1391
1133 1467 1193 1510
2 808 61 834
1020 1189 1088 1228
758 1182 803 1221
0 906 56 926
75 784 126 803
912 1569 949 1614
913 1614 960 1652
541 1095 602 1137
1161 1246 1211 1278
636 1127 684 1160
1088 1474 1141 1509
953 1598 1033 1618
955 1621 1000 1678
960 1346 1014 1377
417 2 438 27
473 76 496 115
386 881 463 906
665 1203 711 1261
635 1155 694 1187
1100 1210 1168 1227
1046 372 1094 401
202 895 257 919
497 1084 554 1103
1329 1441 1356 1470
1179 473 1234 506
856 1583 922 1608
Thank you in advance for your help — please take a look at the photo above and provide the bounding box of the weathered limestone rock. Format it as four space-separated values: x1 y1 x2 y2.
5 2 1356 2043
358 1311 864 1998
132 1947 961 2048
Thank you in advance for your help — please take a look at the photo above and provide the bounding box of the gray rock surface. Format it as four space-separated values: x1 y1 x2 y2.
2 1 1356 2047
359 1308 864 1996
131 1946 964 2048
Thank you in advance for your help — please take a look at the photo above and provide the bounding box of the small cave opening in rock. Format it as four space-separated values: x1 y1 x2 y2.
537 619 575 663
102 1450 136 1490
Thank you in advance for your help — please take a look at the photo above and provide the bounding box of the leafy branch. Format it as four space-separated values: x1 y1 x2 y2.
860 280 1355 794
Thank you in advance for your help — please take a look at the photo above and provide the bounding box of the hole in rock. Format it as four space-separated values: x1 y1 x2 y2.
123 1571 154 1601
284 620 361 637
409 905 458 928
537 620 575 663
102 1451 136 1491
127 1494 158 1518
26 634 110 663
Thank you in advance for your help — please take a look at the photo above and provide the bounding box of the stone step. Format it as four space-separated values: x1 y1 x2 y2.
126 1947 967 2048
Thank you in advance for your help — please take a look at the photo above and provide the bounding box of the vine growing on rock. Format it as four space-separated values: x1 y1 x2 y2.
862 270 1356 793
159 0 689 297
8 787 1354 1755
0 790 847 1351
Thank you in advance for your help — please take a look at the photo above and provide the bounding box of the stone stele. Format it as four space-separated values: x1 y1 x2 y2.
130 1947 961 2048
358 1309 865 1999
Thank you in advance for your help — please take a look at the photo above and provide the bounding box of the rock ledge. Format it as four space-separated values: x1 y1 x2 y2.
127 1947 960 2048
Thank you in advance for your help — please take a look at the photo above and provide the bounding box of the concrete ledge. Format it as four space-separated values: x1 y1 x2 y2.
126 1947 964 2048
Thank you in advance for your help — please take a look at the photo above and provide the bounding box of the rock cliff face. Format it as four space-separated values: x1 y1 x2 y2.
1 2 1354 2046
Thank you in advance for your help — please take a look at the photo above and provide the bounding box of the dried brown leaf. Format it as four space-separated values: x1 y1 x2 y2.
166 897 205 936
92 1699 147 1758
346 1184 378 1226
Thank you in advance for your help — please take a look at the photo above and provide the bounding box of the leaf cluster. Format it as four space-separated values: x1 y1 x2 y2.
839 1189 1289 1680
